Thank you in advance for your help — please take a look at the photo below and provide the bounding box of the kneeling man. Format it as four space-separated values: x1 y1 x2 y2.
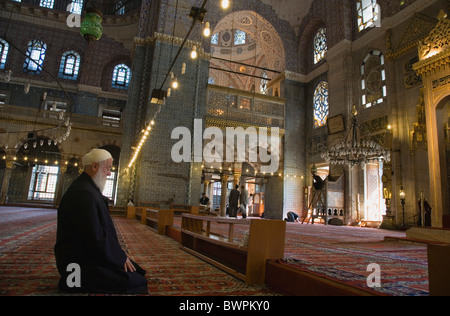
54 149 148 294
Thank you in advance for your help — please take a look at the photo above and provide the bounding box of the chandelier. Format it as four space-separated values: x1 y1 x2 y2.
321 106 390 166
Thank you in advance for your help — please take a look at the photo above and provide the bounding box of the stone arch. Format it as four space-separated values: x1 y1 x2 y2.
208 10 286 92
204 1 297 72
298 16 325 74
101 56 132 91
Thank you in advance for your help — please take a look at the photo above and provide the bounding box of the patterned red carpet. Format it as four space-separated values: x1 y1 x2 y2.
0 207 277 296
172 217 429 296
1 207 429 296
281 223 429 296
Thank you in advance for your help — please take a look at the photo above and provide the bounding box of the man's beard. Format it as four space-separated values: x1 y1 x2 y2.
92 170 107 193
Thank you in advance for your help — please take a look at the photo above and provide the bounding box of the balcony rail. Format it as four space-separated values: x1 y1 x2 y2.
206 85 285 129
0 104 123 134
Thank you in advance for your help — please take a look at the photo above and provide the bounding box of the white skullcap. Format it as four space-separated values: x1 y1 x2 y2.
82 148 113 166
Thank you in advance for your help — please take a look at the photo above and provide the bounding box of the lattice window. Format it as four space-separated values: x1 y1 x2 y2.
112 64 131 89
313 81 329 128
28 165 59 202
102 171 116 200
357 0 380 31
313 28 327 64
361 50 386 108
0 38 9 70
39 0 54 9
23 40 47 74
59 51 80 80
234 30 246 45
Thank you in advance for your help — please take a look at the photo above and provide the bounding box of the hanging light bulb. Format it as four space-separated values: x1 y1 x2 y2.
181 63 186 75
221 0 230 9
203 22 211 37
172 77 179 89
191 45 197 59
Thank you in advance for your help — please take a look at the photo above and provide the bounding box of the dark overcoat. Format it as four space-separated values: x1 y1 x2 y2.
54 172 147 294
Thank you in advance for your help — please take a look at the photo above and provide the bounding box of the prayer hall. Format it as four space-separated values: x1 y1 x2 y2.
0 0 449 297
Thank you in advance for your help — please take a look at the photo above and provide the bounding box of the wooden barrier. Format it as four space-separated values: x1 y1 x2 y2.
265 260 379 296
145 209 174 235
138 201 160 209
127 205 174 235
170 203 199 215
126 206 136 219
180 214 285 285
427 243 450 296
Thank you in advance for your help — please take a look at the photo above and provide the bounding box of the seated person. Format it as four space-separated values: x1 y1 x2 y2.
54 149 148 294
199 193 209 206
199 193 219 216
284 211 300 223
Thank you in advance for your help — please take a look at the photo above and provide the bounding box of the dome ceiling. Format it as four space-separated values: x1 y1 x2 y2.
259 0 314 33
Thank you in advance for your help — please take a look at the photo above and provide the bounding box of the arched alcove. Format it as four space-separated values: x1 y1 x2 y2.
208 10 286 92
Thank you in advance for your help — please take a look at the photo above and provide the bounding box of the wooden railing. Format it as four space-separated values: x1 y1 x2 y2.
180 213 286 285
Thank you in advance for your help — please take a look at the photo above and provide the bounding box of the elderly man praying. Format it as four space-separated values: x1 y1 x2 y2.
54 148 148 294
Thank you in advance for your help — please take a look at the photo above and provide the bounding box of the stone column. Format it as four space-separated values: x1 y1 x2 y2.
220 174 229 217
0 160 14 205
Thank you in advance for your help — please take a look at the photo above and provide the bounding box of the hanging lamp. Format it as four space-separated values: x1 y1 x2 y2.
80 7 103 41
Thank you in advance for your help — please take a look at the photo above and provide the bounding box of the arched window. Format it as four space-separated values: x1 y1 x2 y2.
234 30 246 45
313 28 327 64
260 71 268 95
112 64 131 90
39 0 55 9
23 40 47 74
357 0 380 32
59 51 81 80
313 81 329 128
0 38 9 70
361 50 386 108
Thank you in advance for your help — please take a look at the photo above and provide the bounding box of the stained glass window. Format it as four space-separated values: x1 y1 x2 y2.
59 51 80 80
260 71 268 95
0 39 9 70
69 0 83 15
211 33 219 45
357 0 380 31
39 0 54 9
313 81 329 128
112 64 131 89
23 40 47 74
115 1 125 15
361 50 386 108
234 30 246 45
314 28 327 64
